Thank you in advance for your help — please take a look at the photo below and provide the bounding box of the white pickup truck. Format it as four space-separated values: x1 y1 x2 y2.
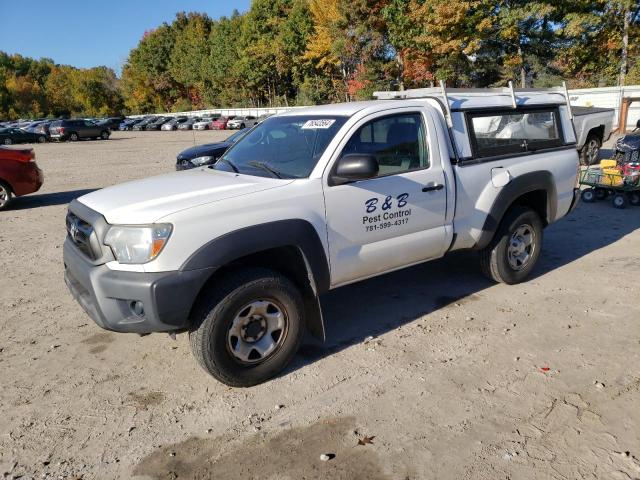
64 86 581 386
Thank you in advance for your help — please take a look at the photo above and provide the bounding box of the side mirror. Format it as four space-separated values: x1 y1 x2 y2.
333 154 379 184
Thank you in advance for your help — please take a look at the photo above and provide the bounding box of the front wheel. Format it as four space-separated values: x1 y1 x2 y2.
100 131 109 140
3 138 12 145
189 268 305 387
581 188 596 203
629 192 640 207
37 136 46 143
479 206 543 284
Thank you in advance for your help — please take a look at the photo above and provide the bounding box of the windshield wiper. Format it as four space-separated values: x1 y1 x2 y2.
215 157 239 173
247 161 283 179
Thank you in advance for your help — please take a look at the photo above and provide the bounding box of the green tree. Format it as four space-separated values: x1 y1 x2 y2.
169 12 213 108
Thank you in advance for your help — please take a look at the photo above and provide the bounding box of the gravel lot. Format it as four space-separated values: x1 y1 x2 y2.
1 131 639 479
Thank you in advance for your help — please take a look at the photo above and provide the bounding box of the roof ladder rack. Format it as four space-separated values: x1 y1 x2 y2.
508 81 517 108
439 80 453 128
562 81 574 120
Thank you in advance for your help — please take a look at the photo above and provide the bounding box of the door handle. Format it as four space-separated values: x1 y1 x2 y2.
422 183 444 192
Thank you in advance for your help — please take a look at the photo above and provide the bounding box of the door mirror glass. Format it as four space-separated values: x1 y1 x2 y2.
334 154 379 183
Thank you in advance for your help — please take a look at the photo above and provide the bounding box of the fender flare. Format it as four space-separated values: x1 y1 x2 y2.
181 219 331 340
474 170 556 250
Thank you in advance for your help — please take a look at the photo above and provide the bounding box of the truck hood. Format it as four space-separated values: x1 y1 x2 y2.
78 168 292 224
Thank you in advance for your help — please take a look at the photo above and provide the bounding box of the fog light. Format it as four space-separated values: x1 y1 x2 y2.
130 301 145 317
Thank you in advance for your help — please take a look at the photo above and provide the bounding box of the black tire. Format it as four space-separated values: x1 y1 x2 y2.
594 187 607 200
3 138 12 145
100 130 110 140
629 192 640 206
69 132 79 142
479 206 543 285
0 180 14 211
612 193 627 209
241 123 246 129
37 136 46 143
581 188 596 203
580 134 602 166
189 268 305 387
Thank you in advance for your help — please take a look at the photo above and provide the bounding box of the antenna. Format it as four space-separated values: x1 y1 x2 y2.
439 80 453 128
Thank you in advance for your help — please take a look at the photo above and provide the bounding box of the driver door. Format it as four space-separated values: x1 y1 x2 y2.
323 110 449 287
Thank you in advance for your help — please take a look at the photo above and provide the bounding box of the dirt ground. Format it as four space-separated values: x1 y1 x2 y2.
1 131 639 480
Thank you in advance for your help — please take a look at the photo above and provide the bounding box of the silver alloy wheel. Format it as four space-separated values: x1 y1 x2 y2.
3 138 11 145
0 184 9 208
507 224 536 271
585 138 600 164
227 299 287 364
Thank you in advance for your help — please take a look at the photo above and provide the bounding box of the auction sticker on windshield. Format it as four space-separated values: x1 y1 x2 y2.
302 119 336 129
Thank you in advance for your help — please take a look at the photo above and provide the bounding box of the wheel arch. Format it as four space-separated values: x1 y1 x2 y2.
585 125 605 143
0 176 14 193
182 220 330 340
474 171 556 250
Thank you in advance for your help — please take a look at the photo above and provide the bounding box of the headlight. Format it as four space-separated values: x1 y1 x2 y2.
190 155 215 166
104 224 172 264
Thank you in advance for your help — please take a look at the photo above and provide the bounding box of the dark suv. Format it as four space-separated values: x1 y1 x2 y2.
49 119 110 142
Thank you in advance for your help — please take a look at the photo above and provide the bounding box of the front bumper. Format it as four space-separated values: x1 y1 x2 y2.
63 239 214 333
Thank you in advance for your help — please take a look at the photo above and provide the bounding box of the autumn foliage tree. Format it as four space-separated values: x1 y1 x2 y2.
2 0 639 119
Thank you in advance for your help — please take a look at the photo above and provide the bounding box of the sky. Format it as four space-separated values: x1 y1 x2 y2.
0 0 252 74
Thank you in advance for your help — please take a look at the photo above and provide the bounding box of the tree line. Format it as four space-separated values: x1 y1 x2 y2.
2 0 639 120
0 52 122 120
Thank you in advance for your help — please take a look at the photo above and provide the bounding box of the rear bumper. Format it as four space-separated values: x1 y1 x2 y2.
12 163 44 196
63 239 215 333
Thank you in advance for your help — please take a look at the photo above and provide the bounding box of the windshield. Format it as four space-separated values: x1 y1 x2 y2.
225 129 248 144
214 115 347 179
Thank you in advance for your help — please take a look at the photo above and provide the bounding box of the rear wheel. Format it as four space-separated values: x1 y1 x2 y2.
189 268 305 387
580 134 601 166
100 130 109 140
0 181 14 211
69 132 79 141
3 138 12 145
612 193 627 209
479 206 543 284
629 192 640 206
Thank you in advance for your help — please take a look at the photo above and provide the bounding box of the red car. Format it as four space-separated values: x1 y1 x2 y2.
0 147 44 210
210 116 235 130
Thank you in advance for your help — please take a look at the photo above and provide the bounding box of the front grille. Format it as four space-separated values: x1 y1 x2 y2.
66 212 96 259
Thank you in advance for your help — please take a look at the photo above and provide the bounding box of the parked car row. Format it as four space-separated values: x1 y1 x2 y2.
0 116 120 144
121 113 273 132
0 112 277 145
